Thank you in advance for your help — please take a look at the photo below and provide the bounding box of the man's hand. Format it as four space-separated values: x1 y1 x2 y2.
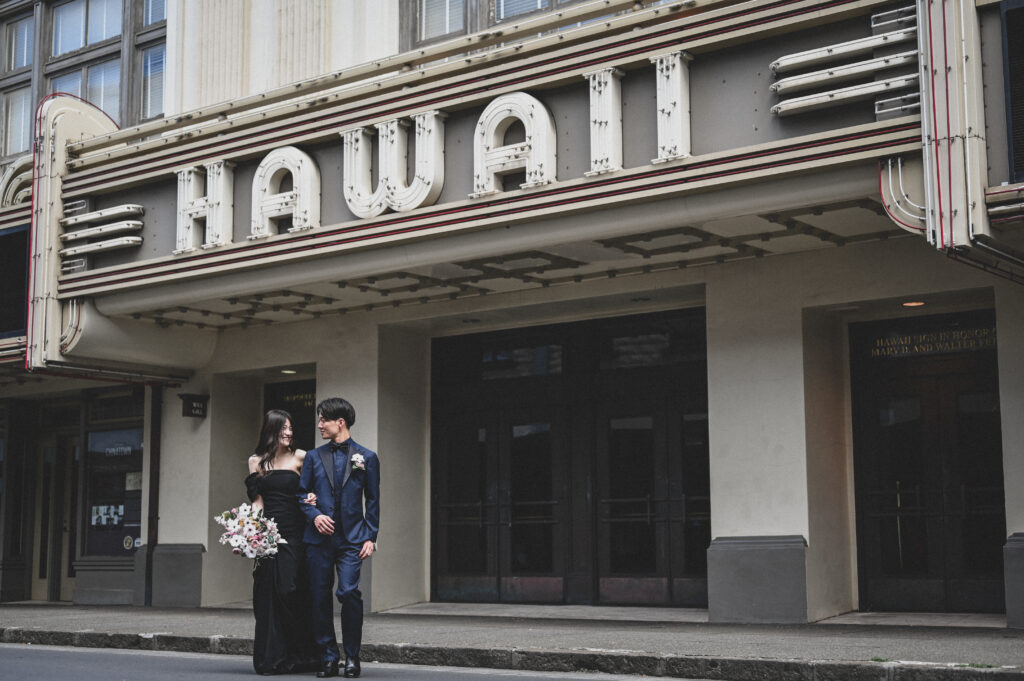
314 514 335 535
359 540 375 559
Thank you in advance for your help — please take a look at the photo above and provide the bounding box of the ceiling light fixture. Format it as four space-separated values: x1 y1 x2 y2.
902 301 925 308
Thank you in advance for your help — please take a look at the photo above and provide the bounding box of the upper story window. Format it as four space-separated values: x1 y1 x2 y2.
5 15 33 70
141 43 165 120
406 0 590 48
1 0 167 165
2 86 32 155
144 0 166 26
420 0 465 41
52 0 122 56
51 58 121 123
495 0 548 21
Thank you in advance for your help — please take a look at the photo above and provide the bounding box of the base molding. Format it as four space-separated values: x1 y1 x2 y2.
707 535 807 624
72 557 135 605
150 544 205 607
1005 533 1024 628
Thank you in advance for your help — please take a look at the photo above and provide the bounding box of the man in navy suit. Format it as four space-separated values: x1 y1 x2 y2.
299 397 380 678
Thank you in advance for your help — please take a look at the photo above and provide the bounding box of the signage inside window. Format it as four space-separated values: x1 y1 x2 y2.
84 428 143 556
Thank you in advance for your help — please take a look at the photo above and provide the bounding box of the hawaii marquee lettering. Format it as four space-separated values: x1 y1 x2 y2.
172 52 692 254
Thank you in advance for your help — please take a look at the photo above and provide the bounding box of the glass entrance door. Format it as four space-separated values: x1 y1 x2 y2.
31 434 79 601
594 407 709 605
432 308 710 605
499 414 568 601
851 312 1005 613
433 409 569 602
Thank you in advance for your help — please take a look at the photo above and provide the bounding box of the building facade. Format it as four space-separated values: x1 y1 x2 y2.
1 0 1022 626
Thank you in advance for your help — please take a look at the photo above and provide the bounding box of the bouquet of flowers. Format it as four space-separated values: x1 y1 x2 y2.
214 503 281 560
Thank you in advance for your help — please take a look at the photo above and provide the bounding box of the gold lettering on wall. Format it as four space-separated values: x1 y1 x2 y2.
869 326 996 359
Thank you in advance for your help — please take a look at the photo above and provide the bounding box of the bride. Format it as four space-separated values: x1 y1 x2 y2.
245 409 319 675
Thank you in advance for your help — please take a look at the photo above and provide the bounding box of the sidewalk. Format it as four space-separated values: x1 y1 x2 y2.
2 601 1023 680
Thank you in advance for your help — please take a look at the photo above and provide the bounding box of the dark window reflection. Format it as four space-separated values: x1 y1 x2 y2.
482 345 562 380
445 428 488 574
509 423 553 573
607 417 655 574
875 396 929 576
956 392 1004 576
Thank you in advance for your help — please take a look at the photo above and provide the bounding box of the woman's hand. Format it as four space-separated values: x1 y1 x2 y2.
304 492 317 505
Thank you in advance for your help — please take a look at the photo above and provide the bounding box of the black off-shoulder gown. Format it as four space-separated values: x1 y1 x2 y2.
245 470 318 675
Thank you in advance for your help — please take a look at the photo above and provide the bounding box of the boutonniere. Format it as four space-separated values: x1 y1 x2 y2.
351 453 366 471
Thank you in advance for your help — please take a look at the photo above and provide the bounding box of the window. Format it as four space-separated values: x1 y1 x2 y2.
86 58 119 121
2 86 31 155
141 44 164 119
51 59 120 122
52 70 82 97
5 16 33 70
420 0 465 41
52 0 121 57
2 1 165 163
495 0 547 21
406 0 594 48
144 0 166 26
0 225 29 335
84 427 143 556
1004 1 1024 183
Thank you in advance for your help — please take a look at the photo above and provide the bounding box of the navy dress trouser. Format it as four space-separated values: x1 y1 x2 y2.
307 536 363 661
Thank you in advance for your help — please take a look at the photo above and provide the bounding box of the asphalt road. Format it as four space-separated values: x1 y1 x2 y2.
0 644 695 681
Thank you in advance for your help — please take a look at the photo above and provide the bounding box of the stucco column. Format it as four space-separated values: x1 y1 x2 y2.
375 325 431 611
705 263 811 623
997 284 1024 627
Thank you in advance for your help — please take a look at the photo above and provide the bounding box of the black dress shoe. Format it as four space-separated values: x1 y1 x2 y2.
343 656 361 678
316 659 339 678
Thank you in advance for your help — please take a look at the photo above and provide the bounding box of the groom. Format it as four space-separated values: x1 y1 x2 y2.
299 397 380 678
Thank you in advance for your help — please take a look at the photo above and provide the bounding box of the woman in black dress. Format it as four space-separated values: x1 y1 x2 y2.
245 409 318 675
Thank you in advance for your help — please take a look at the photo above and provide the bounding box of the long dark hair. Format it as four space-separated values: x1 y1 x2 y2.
253 409 294 473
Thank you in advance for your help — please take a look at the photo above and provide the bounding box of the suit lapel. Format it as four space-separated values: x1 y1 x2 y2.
318 446 335 491
341 447 352 489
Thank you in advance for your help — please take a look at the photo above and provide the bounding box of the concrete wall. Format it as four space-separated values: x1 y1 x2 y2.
706 260 810 540
802 309 856 621
375 325 431 610
996 283 1024 536
166 0 400 115
202 373 262 606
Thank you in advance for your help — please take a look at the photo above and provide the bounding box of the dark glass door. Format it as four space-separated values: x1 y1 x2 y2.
32 433 79 601
432 308 709 605
432 406 569 602
593 400 709 605
851 312 1005 612
498 412 569 601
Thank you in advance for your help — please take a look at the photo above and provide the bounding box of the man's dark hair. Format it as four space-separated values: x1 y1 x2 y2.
317 397 356 428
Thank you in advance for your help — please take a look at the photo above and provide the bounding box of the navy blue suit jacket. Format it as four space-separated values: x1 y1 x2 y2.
299 439 380 546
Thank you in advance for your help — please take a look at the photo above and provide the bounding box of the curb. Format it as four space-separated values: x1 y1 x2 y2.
3 627 1022 680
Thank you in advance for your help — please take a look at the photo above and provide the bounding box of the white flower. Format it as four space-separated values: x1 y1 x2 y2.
214 503 282 561
351 453 366 471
